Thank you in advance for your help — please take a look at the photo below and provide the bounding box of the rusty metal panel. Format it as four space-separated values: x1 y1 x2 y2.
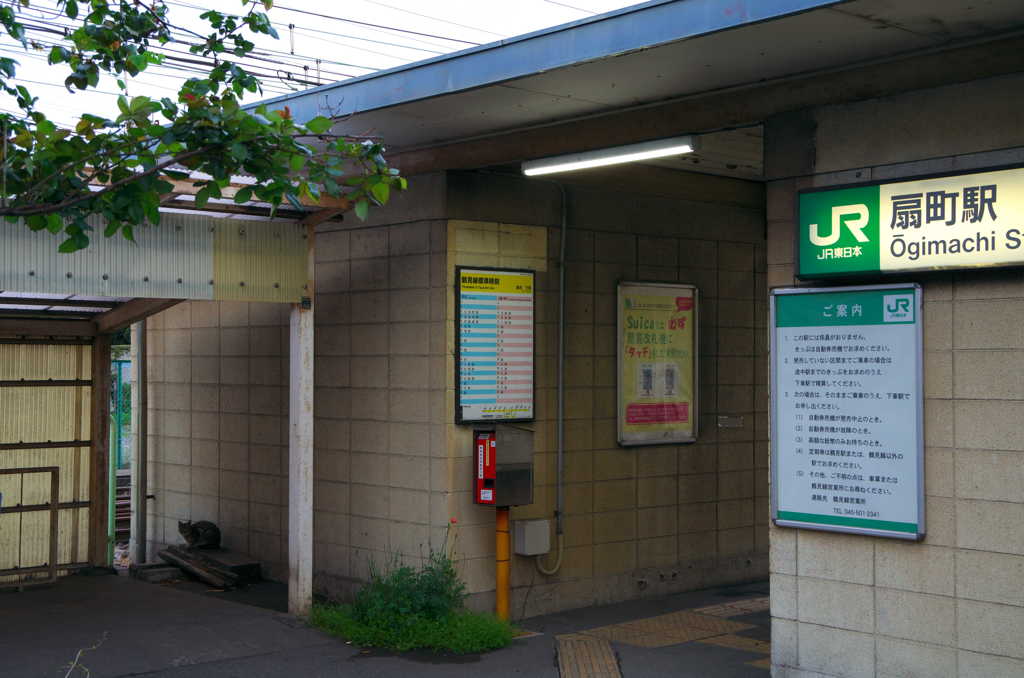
213 220 308 302
1 214 306 302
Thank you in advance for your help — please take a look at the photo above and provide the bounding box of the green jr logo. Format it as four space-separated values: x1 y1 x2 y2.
809 204 871 246
799 186 881 277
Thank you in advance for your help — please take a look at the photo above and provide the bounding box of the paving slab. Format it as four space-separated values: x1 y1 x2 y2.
0 572 770 678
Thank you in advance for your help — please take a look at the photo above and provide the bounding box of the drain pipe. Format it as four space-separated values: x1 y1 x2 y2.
537 182 567 576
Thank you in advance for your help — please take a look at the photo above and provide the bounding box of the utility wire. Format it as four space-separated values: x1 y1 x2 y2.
356 0 505 38
269 2 482 46
542 0 597 14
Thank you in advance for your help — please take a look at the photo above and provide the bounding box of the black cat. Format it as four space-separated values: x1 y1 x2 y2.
177 520 221 550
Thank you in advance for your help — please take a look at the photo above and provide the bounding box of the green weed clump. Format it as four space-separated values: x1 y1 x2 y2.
310 542 515 654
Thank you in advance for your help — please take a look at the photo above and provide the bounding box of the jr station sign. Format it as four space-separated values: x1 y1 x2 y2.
798 166 1024 278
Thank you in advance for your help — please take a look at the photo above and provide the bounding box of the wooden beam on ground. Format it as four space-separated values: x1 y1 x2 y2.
288 224 315 617
0 318 97 337
88 334 112 566
93 299 181 334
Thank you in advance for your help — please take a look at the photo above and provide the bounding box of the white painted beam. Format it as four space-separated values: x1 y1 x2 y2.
288 225 315 617
129 320 149 565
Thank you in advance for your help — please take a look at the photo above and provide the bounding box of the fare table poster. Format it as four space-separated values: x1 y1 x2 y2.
617 282 698 446
455 267 535 423
770 284 925 540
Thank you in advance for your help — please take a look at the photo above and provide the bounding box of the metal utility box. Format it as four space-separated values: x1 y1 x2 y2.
513 519 551 556
473 425 534 507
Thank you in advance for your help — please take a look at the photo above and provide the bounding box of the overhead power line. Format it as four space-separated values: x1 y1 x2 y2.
270 2 482 46
356 0 505 38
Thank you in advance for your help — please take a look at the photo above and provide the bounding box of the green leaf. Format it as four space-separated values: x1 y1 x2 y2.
45 213 63 233
65 0 78 20
229 142 249 161
354 198 369 221
194 185 212 208
289 154 306 172
233 186 253 204
305 116 333 134
370 181 390 205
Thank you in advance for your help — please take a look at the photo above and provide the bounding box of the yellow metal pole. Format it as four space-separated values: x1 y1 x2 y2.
495 507 511 621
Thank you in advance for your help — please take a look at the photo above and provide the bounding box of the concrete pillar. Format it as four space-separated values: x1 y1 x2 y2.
288 302 314 615
129 320 148 565
288 224 316 616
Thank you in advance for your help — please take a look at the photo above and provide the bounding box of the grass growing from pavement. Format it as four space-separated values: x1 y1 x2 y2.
310 526 515 654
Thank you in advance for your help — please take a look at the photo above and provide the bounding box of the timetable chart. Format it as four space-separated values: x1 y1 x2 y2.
456 268 535 423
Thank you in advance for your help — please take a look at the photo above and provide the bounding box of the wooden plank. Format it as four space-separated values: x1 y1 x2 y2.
0 379 92 387
0 440 91 451
0 297 117 309
0 318 97 337
0 500 90 514
299 208 344 227
159 178 353 210
288 224 315 616
158 547 235 588
93 299 181 334
160 200 315 220
88 334 111 566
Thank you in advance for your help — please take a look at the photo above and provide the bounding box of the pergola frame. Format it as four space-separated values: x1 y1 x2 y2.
0 184 339 616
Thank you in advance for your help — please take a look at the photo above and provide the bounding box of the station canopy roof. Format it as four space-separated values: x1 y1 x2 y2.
250 0 1024 178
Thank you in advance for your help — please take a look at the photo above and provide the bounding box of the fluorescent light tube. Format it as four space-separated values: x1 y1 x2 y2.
521 136 696 176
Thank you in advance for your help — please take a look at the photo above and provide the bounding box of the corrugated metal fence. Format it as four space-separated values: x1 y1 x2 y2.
0 342 92 586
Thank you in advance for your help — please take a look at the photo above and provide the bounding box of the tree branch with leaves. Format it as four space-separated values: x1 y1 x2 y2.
0 0 404 252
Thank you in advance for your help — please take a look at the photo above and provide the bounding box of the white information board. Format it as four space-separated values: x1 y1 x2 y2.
455 267 535 423
770 284 924 540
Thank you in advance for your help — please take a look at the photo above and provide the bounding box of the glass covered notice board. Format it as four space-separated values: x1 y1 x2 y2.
455 267 535 423
770 284 924 540
617 282 698 446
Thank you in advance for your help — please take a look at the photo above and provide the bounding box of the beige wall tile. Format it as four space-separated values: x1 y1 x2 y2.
957 599 1024 660
798 578 875 632
876 637 956 678
958 650 1024 678
956 550 1024 607
797 623 875 678
875 543 954 596
956 499 1024 555
797 530 874 585
877 589 955 646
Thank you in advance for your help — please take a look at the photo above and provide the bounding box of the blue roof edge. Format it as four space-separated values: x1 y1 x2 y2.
245 0 842 123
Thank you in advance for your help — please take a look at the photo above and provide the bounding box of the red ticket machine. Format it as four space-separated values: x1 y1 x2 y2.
474 430 496 505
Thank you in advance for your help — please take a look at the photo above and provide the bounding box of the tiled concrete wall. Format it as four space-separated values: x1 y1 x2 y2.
146 300 291 577
768 73 1024 677
444 172 769 616
146 169 768 614
146 174 450 592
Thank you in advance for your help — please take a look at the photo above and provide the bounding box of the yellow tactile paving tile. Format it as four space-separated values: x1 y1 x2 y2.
697 633 771 654
556 633 623 678
580 611 754 648
691 596 771 618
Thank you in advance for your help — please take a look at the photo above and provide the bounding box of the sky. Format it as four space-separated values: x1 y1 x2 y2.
0 0 643 127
